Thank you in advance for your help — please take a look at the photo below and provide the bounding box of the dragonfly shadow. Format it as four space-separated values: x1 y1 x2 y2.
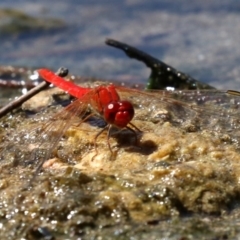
134 138 158 155
113 130 158 155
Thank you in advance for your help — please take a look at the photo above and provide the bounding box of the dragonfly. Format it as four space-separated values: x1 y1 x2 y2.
37 68 141 154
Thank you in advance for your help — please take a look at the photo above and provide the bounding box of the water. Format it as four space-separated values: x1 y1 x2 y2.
1 0 240 88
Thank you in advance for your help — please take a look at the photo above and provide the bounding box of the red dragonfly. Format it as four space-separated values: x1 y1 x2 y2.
30 68 240 173
37 68 141 154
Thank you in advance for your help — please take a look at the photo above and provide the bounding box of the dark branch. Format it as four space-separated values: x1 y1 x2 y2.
0 67 68 118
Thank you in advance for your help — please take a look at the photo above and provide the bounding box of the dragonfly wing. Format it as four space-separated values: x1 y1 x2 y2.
0 92 95 171
117 88 240 137
34 93 96 166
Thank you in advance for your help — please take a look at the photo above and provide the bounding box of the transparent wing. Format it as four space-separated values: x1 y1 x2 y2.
117 87 240 141
0 90 97 171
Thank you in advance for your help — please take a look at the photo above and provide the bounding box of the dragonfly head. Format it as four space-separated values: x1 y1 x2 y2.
103 101 135 128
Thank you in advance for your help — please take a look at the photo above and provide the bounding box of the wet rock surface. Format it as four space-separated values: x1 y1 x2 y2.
1 82 240 239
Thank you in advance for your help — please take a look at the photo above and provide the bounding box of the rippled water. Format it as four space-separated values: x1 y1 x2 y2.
1 0 240 88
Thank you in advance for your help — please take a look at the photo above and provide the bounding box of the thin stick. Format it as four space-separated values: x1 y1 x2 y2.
227 90 240 96
0 67 69 118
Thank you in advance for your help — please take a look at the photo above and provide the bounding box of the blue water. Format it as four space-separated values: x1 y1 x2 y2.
1 0 240 89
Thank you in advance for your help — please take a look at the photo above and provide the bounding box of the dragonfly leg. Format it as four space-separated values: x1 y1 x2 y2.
92 125 110 160
128 122 142 133
92 122 141 160
127 122 142 145
75 113 95 127
106 125 114 154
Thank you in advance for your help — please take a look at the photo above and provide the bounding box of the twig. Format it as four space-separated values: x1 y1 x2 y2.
0 67 68 118
105 38 215 90
0 79 36 89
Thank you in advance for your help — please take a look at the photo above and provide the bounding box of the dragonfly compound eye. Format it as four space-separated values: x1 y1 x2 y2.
104 101 135 128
